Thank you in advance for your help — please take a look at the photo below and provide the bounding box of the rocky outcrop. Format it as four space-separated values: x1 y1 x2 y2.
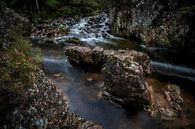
102 52 150 108
65 46 151 108
108 0 195 49
1 69 102 129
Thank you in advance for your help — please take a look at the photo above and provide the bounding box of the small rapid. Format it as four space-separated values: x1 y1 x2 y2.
56 13 121 46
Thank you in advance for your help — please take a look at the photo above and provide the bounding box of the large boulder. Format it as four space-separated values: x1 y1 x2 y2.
0 6 30 49
102 52 150 108
64 46 150 74
64 46 151 108
64 46 106 71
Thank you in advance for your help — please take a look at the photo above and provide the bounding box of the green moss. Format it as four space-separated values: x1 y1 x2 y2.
66 38 82 44
0 36 41 96
59 26 70 34
176 5 195 20
160 37 172 48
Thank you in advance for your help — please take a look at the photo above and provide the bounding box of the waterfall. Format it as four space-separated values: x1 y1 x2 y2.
55 13 120 46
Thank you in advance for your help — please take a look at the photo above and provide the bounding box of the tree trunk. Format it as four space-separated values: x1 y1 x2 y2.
35 0 40 13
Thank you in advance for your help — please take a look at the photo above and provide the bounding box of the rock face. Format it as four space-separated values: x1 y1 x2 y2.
108 0 195 49
65 46 151 108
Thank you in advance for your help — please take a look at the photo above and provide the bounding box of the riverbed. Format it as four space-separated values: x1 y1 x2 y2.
34 13 195 129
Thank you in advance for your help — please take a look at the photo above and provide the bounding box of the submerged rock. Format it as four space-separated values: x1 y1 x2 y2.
77 121 103 129
146 81 184 120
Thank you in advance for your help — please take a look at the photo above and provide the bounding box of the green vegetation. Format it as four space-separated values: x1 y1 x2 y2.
176 5 195 20
0 37 41 93
66 37 82 44
0 32 43 124
59 25 70 34
5 0 110 22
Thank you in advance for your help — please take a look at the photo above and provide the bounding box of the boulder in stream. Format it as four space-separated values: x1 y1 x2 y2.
64 45 184 119
64 45 151 108
102 51 150 108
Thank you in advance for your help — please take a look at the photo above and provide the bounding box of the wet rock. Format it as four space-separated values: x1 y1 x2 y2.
65 46 150 74
146 81 184 120
31 18 75 44
166 85 183 113
64 46 105 71
102 53 150 108
65 45 150 109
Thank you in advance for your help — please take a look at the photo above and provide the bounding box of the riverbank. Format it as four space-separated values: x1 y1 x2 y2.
0 6 102 129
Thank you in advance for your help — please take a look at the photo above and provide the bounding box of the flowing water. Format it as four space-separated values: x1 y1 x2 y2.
37 13 195 129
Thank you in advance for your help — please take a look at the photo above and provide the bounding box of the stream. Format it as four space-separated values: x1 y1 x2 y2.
36 13 195 129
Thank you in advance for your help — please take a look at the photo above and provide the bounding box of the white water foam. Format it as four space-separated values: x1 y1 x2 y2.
56 13 122 46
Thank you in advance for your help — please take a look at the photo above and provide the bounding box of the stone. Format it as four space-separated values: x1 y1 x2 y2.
102 52 150 108
64 45 150 109
146 81 184 120
64 46 104 71
64 46 150 74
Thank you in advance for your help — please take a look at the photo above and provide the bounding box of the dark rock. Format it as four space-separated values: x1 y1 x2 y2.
65 46 150 73
64 46 105 71
102 51 150 108
64 45 150 109
0 7 30 49
108 0 195 49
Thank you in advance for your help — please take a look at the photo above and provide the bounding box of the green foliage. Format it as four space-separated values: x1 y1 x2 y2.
59 25 70 34
5 0 111 21
176 5 195 20
179 5 195 15
66 37 82 44
45 0 58 8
